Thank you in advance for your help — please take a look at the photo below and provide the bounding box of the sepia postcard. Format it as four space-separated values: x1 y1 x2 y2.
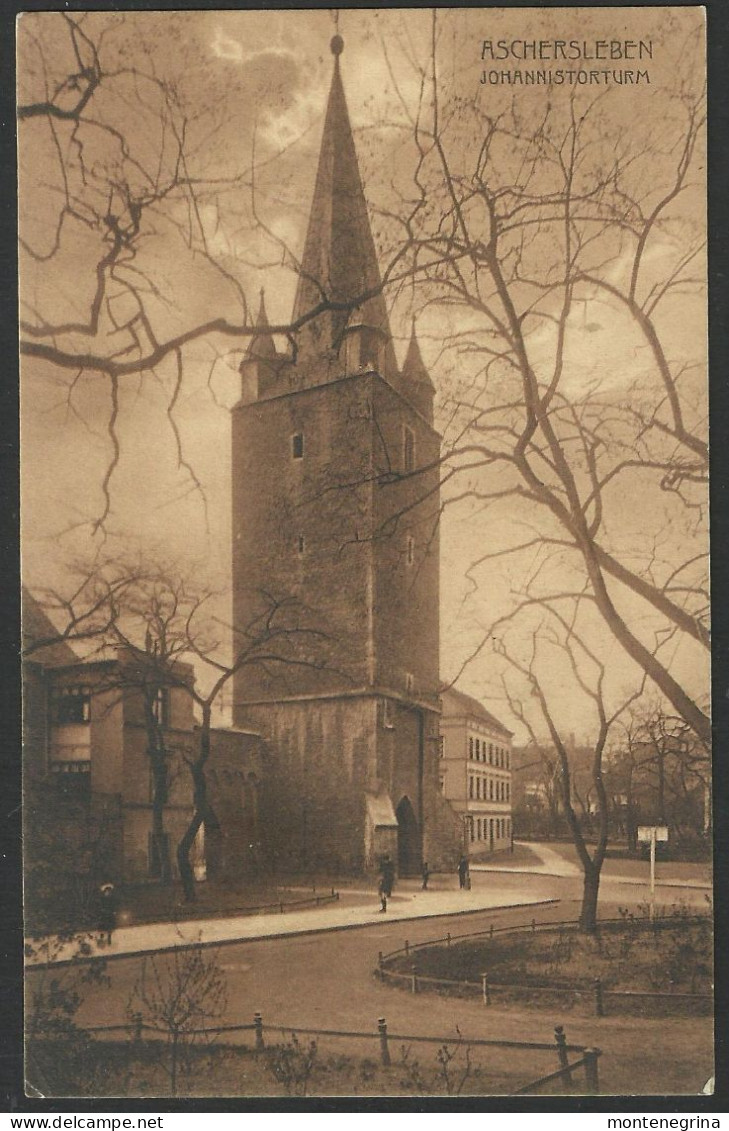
19 5 712 1101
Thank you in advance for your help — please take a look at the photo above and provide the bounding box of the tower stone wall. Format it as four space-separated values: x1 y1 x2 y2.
231 38 460 874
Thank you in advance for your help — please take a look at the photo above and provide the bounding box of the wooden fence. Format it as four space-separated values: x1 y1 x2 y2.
376 915 712 1017
83 1013 602 1095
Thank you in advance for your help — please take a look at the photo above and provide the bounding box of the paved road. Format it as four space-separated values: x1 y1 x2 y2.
37 867 711 1098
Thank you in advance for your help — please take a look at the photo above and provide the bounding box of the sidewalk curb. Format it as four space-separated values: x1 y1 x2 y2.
26 898 561 970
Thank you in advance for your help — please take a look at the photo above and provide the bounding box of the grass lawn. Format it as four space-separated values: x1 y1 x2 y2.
471 844 544 868
389 917 713 997
529 840 712 884
115 877 346 928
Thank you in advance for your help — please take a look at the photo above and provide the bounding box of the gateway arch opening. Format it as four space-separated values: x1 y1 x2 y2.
396 795 421 877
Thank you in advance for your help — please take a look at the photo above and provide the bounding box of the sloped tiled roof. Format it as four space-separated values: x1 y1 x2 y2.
441 685 512 737
21 587 79 668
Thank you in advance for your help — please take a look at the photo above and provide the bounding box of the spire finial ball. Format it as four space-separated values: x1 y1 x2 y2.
330 34 344 56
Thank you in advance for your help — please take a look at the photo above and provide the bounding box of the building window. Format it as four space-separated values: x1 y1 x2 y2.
50 760 91 797
439 735 445 759
469 819 475 843
152 687 169 727
506 750 510 770
406 535 415 566
489 779 494 801
469 737 474 760
403 426 415 473
292 432 304 459
477 818 482 841
506 782 510 802
469 776 474 800
52 685 91 725
475 738 480 761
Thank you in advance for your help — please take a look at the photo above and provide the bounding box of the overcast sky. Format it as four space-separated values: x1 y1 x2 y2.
19 7 707 740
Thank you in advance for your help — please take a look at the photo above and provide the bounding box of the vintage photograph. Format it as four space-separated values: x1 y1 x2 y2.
19 6 711 1099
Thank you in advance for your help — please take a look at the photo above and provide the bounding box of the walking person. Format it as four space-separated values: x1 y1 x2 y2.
381 853 395 899
421 861 430 890
378 853 394 912
457 855 469 891
98 881 117 946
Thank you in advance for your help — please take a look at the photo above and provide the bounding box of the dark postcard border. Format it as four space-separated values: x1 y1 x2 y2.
2 0 728 1115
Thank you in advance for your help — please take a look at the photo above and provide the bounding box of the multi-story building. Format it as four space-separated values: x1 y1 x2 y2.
22 589 264 887
231 35 461 874
439 687 513 856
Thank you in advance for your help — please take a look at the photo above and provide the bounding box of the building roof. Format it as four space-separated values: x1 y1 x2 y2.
21 588 79 668
291 37 398 380
441 686 513 737
245 289 277 362
401 321 435 392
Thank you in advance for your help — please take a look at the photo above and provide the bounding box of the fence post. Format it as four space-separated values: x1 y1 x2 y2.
131 1011 143 1043
254 1011 264 1051
404 939 410 957
411 963 418 994
583 1048 600 1094
554 1024 573 1089
280 901 284 914
481 972 491 1005
489 923 494 939
531 918 536 932
446 932 451 947
378 950 384 974
593 977 604 1017
378 1017 391 1066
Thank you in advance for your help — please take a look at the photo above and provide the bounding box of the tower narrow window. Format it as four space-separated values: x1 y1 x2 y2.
152 687 169 727
292 432 304 459
403 425 415 472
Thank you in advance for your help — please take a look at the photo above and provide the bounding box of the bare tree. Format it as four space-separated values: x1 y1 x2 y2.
610 699 711 849
373 12 708 743
497 596 645 930
27 558 334 902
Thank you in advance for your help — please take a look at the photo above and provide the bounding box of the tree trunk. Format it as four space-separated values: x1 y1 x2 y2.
579 862 601 932
144 697 171 884
176 704 212 903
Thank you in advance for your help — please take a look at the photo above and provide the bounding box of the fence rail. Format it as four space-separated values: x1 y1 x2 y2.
81 1012 601 1094
376 914 712 1017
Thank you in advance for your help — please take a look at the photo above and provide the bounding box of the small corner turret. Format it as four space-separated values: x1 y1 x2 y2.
239 289 280 403
401 319 436 424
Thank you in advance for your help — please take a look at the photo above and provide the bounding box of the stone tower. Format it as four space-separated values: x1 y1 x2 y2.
231 36 460 873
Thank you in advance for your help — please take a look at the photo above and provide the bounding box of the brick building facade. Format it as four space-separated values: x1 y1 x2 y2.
439 687 513 857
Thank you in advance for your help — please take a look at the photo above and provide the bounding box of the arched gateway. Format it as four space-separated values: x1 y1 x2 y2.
396 796 421 876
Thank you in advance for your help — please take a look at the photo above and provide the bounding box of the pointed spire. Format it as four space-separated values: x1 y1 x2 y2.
401 319 435 423
292 36 397 377
402 319 435 389
247 288 277 360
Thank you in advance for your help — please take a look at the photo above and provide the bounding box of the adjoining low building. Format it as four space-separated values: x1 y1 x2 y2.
22 589 265 888
439 687 513 857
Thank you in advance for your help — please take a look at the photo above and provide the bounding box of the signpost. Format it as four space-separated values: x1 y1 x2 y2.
637 825 668 919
